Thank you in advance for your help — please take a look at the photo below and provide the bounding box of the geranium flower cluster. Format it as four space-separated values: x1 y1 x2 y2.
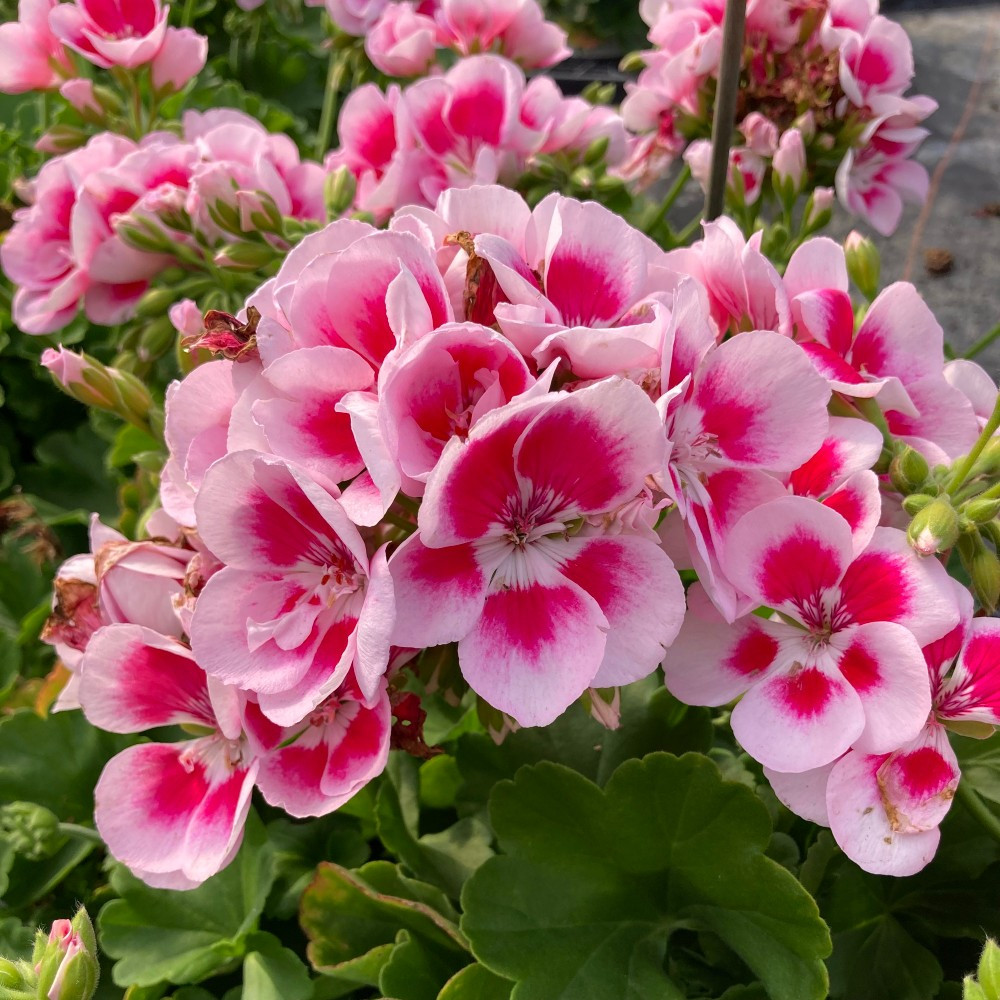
622 0 935 234
43 184 997 887
327 54 629 219
302 0 569 77
0 0 206 96
0 109 327 334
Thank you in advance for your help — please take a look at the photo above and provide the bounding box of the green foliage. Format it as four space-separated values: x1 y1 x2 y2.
461 753 831 1000
99 812 276 988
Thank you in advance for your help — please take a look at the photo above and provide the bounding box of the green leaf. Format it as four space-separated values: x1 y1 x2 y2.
0 914 33 960
108 425 162 470
437 964 512 999
461 753 830 1000
378 930 467 1000
242 932 313 1000
99 812 276 987
300 860 468 981
823 867 942 1000
2 831 96 908
376 753 493 899
456 679 712 813
0 709 133 821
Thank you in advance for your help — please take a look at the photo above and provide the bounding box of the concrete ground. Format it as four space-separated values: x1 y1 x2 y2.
829 2 1000 375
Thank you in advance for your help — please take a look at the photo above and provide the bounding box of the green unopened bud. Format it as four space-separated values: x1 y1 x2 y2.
36 125 87 153
619 50 646 73
902 492 936 516
907 497 960 555
979 939 1000 999
972 546 1000 612
0 956 33 994
134 287 179 319
116 222 173 255
91 84 123 115
890 446 930 493
973 439 1000 478
213 241 276 271
324 166 357 219
583 135 610 166
0 802 63 860
137 316 177 362
206 198 243 236
844 230 881 301
966 497 1000 524
966 977 989 1000
570 166 595 189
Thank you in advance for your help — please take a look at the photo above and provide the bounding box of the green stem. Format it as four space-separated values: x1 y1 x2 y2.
58 823 104 845
673 212 704 247
395 494 420 515
181 0 196 27
643 164 691 237
957 780 1000 847
856 396 894 451
383 510 415 533
947 394 1000 495
315 47 349 160
964 322 1000 361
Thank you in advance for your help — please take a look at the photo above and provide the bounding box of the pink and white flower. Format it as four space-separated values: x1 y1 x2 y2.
190 451 395 725
0 0 73 94
49 0 169 69
390 378 684 726
664 495 958 772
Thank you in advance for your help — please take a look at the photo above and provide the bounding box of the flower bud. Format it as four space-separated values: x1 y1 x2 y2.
41 348 154 431
138 316 177 362
324 166 357 219
902 493 936 516
972 546 1000 612
845 231 881 302
35 125 88 154
583 135 610 166
973 438 1000 478
586 687 621 730
978 938 1000 999
134 287 179 319
889 446 930 494
773 128 806 195
59 80 103 122
965 497 1000 524
619 50 646 73
0 802 63 860
804 187 833 231
907 497 960 555
34 908 98 1000
213 241 277 271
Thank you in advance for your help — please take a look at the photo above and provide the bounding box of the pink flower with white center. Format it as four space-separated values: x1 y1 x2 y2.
242 675 391 817
278 227 452 370
49 0 168 69
494 0 570 70
161 359 252 528
309 0 389 36
786 416 884 556
767 596 1000 876
81 625 258 889
838 16 915 116
371 322 536 496
0 132 135 334
739 111 778 156
365 2 438 78
227 346 374 496
0 0 73 93
389 378 684 727
465 193 677 377
663 495 958 773
189 451 395 726
433 0 524 55
657 282 832 618
784 242 978 462
835 143 929 237
670 217 790 338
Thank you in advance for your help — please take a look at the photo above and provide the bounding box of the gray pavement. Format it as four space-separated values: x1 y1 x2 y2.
829 4 1000 375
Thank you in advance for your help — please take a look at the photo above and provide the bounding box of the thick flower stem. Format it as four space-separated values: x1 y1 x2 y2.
315 45 349 160
947 394 1000 496
644 164 692 237
964 322 1000 361
58 823 104 844
957 780 1000 847
705 0 747 221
